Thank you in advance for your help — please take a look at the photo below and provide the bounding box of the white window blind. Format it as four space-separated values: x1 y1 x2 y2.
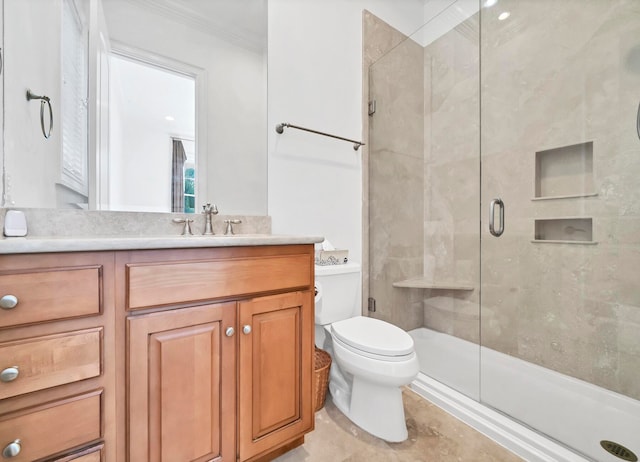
61 0 89 194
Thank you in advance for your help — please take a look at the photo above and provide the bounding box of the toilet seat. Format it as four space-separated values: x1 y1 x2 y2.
331 316 414 362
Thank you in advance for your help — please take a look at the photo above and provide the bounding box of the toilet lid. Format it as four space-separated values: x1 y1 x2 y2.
331 316 414 357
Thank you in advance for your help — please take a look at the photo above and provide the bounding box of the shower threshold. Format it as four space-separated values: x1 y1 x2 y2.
409 327 640 462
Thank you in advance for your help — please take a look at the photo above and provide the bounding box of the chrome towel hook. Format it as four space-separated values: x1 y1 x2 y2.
26 90 53 139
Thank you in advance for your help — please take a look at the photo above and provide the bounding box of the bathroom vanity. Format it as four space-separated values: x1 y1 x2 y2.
0 236 319 462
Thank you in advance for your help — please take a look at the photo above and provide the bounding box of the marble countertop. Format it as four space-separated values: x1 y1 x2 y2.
0 234 325 254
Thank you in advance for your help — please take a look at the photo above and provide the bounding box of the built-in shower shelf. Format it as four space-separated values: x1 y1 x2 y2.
534 218 594 243
531 240 598 245
531 192 598 201
534 141 594 199
393 278 474 291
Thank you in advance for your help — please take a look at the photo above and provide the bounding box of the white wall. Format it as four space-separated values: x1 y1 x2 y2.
4 0 62 208
268 0 425 267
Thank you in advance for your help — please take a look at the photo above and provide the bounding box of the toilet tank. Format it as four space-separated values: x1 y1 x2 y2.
315 262 361 325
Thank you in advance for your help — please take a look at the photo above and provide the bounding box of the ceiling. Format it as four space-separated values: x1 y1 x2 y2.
125 0 267 51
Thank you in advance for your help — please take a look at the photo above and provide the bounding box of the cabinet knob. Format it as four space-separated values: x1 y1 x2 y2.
242 325 252 335
2 440 21 458
0 367 19 383
0 295 18 310
225 327 235 337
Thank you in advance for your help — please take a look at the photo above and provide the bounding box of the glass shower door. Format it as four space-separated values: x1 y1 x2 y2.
367 6 481 401
480 1 640 460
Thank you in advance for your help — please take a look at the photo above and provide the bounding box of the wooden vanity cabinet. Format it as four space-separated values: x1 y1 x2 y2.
0 252 114 462
121 245 315 462
0 244 314 462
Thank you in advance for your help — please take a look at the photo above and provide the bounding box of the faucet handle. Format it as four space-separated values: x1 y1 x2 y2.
224 219 242 235
172 217 194 235
202 203 219 215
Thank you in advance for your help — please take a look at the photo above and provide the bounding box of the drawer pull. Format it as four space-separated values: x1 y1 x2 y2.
0 295 18 310
0 367 19 383
242 325 252 335
2 439 21 458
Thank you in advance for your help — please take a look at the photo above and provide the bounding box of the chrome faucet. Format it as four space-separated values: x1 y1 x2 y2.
202 203 218 235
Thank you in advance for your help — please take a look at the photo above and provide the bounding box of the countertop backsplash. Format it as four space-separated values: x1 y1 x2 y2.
0 208 272 238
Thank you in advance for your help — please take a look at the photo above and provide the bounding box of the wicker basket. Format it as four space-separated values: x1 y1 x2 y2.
313 348 332 412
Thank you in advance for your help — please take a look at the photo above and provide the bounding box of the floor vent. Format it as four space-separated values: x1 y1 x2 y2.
601 440 638 461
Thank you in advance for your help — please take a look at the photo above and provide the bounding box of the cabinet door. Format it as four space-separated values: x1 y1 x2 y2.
127 303 236 462
238 291 314 461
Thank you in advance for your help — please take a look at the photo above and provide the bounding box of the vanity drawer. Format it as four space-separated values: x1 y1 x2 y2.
51 443 103 462
127 253 312 310
0 267 102 328
0 328 102 400
68 450 102 462
0 390 102 462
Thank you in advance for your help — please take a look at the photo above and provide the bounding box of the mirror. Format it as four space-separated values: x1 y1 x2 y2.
2 0 268 215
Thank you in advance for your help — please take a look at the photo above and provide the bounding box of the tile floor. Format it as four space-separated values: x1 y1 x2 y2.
274 389 523 462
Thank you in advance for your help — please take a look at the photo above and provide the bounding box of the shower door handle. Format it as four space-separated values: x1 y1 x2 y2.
489 198 504 237
636 101 640 140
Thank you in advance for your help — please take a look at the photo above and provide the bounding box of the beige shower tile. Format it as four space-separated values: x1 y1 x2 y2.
424 292 480 344
369 37 424 160
363 10 411 67
370 256 424 330
617 351 640 400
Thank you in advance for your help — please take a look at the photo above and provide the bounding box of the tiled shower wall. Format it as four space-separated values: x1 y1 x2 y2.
366 12 426 331
366 1 640 400
479 0 640 400
422 14 480 345
366 11 480 336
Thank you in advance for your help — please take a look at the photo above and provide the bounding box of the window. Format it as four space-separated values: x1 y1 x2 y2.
181 139 196 213
184 167 195 213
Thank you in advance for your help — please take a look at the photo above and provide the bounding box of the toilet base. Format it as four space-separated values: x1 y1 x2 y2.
330 376 409 443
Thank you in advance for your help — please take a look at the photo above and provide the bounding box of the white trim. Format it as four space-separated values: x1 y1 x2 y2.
109 40 203 78
410 373 591 462
125 0 266 52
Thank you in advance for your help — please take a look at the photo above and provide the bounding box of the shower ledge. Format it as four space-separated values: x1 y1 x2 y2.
392 277 474 291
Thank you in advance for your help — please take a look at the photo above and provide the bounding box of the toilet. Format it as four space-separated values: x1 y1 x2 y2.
315 262 419 442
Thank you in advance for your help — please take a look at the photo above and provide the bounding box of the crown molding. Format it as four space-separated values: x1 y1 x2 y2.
127 0 266 52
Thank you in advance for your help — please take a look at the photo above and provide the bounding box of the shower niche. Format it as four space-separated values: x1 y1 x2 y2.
533 141 596 200
533 218 595 243
532 141 597 244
